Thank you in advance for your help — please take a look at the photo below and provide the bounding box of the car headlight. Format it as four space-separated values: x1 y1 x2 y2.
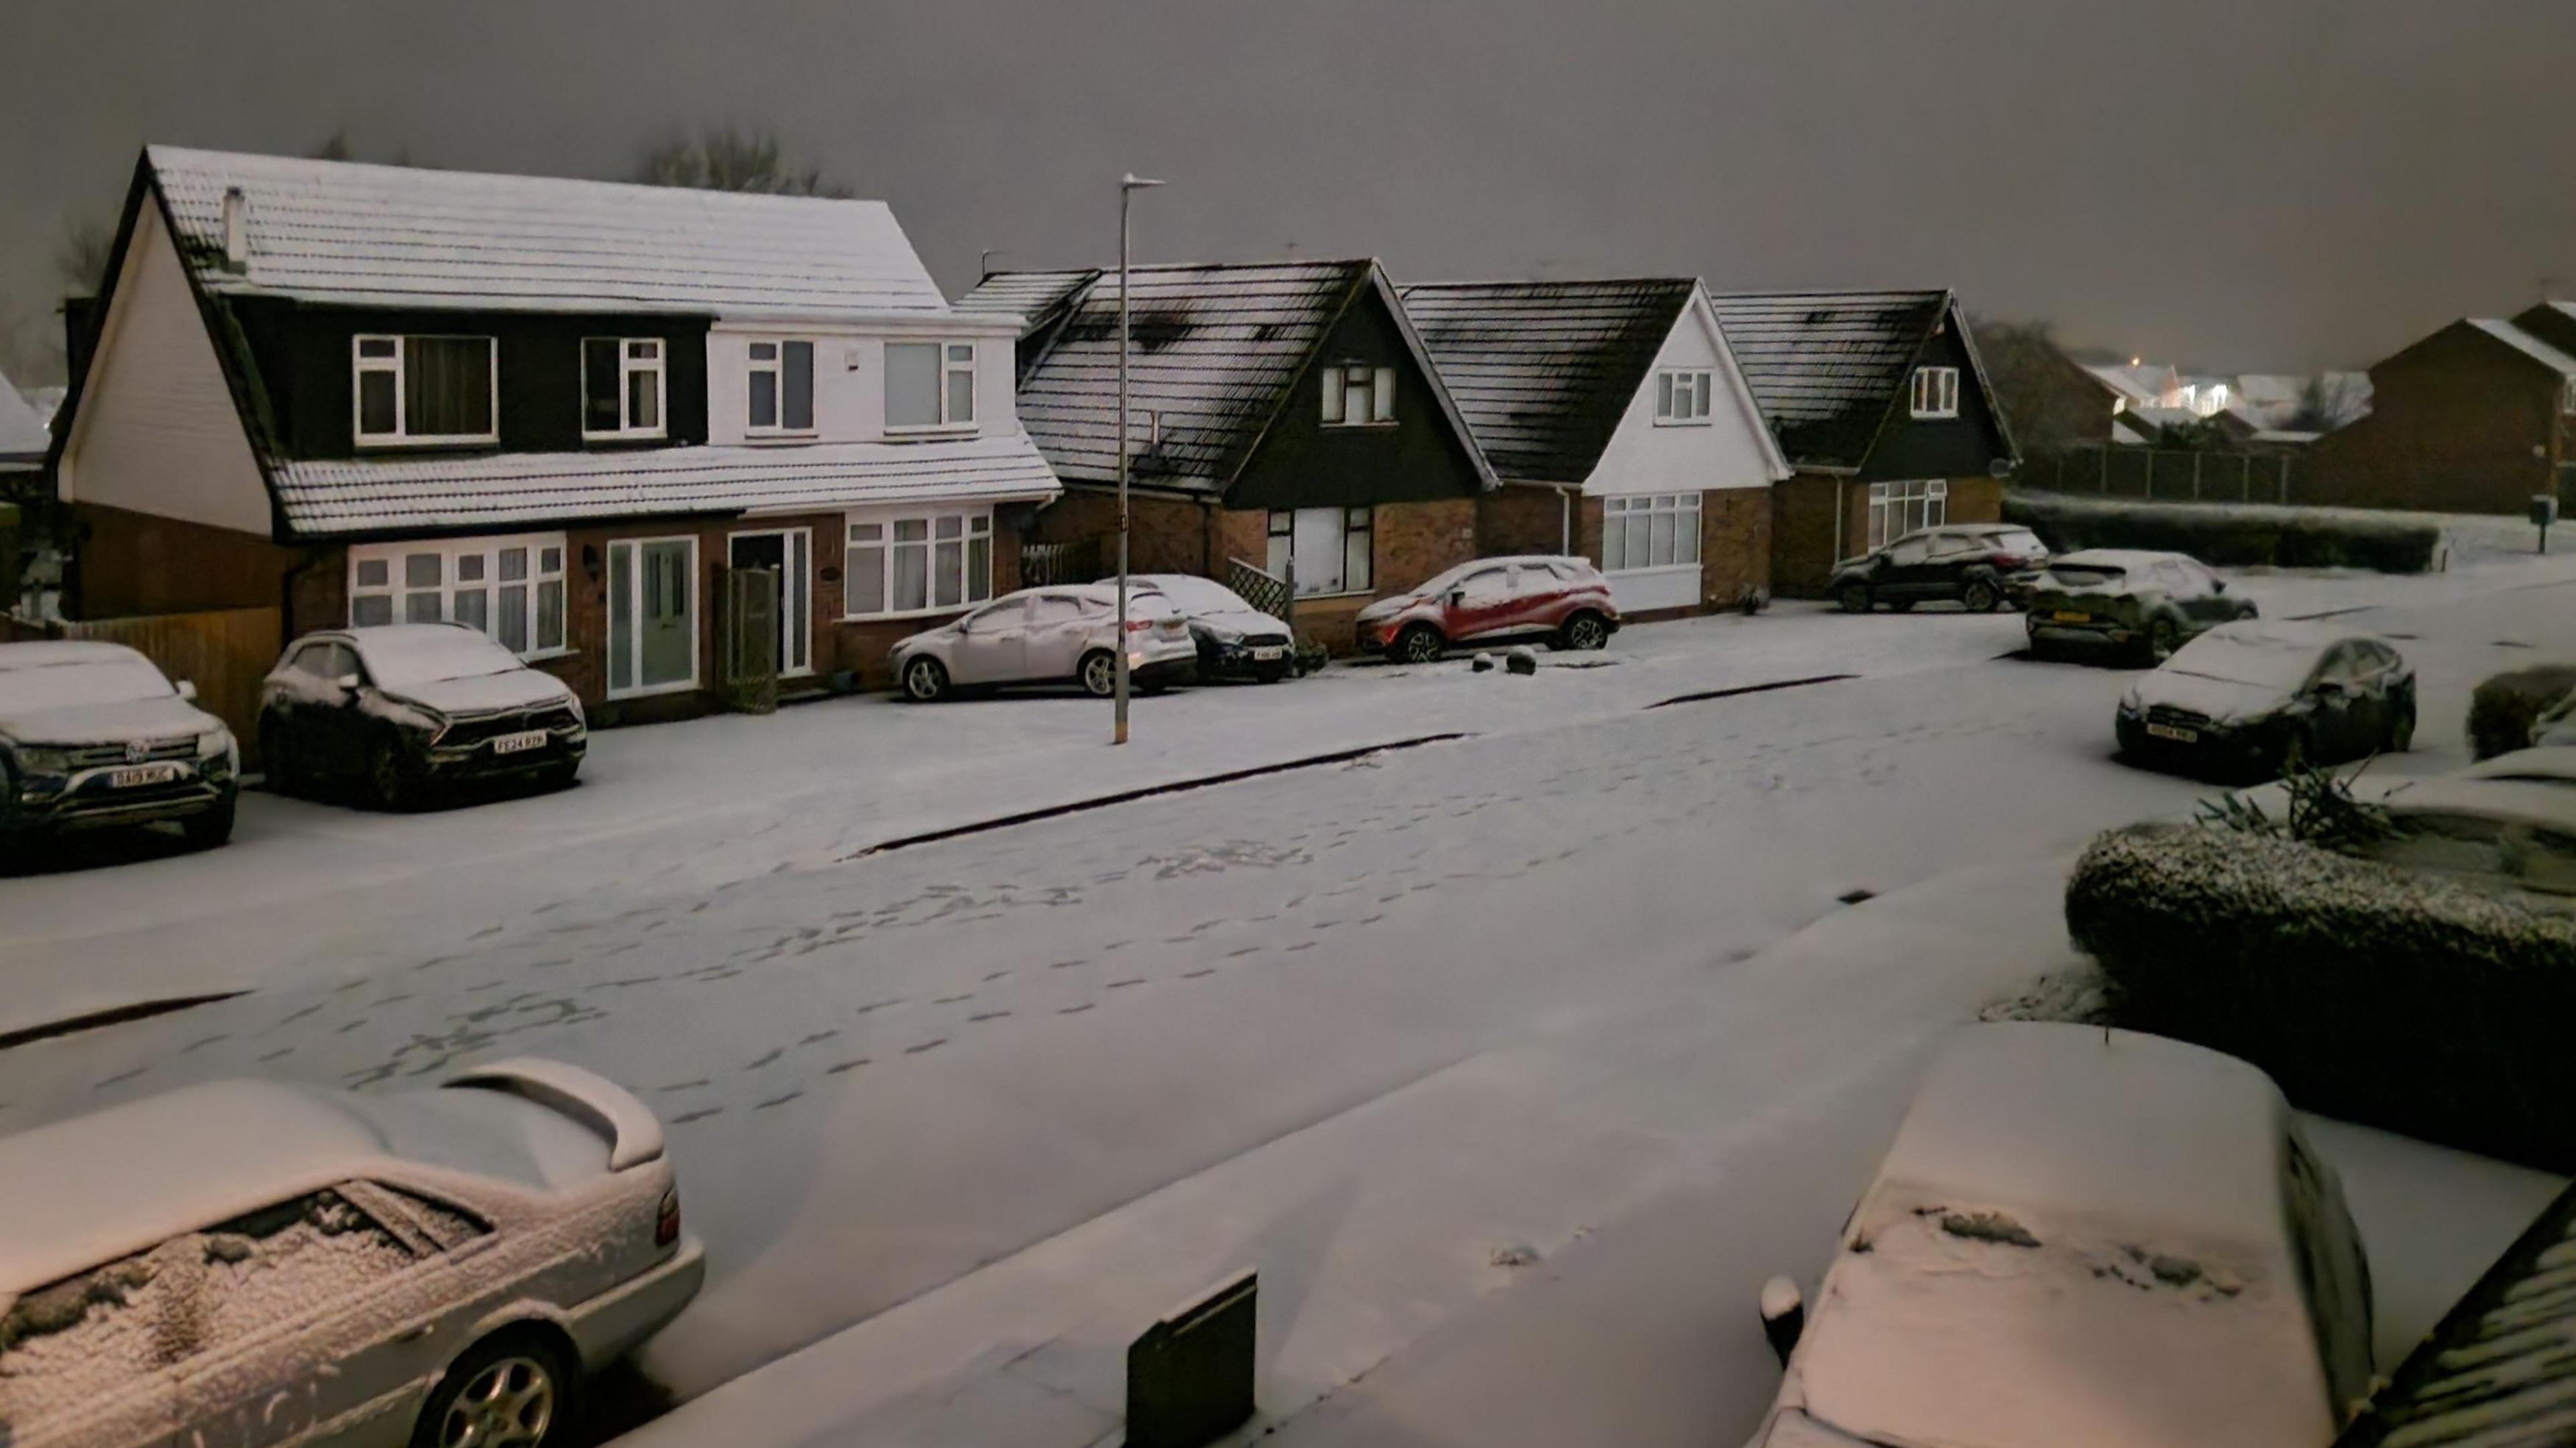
197 729 232 760
13 745 70 775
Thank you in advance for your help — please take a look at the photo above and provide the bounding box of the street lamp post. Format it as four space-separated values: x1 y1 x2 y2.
1114 172 1163 745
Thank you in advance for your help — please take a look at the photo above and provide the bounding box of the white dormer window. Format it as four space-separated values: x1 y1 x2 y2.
1321 363 1396 427
353 335 498 446
748 340 815 434
1656 368 1713 424
1909 366 1960 419
583 338 665 440
886 342 977 432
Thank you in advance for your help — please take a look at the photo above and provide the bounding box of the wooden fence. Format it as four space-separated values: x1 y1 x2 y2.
56 607 282 761
1022 537 1104 588
2029 446 2307 505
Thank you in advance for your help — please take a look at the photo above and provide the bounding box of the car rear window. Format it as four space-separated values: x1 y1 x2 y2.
1986 529 2046 553
2046 564 2127 586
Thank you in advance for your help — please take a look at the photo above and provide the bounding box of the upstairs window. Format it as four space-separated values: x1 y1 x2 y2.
353 335 496 446
1909 366 1960 419
1321 364 1397 427
1656 369 1713 423
886 342 977 431
748 340 815 433
584 338 665 439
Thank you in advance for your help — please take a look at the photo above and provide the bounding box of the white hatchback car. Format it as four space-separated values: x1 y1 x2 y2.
0 1058 704 1448
1748 1024 2373 1448
889 583 1197 701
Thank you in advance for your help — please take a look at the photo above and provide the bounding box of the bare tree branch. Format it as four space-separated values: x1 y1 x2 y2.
632 125 853 198
54 217 114 296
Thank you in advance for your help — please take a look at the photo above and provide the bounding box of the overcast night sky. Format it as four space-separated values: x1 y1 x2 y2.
5 0 2575 381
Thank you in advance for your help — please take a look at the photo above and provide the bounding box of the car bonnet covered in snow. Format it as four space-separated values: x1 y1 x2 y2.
348 625 573 713
0 641 217 745
1792 1025 2335 1448
2132 621 2347 721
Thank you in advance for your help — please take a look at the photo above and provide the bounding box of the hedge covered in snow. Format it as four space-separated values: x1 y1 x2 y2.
2066 823 2576 1171
2006 493 2444 573
2467 664 2576 761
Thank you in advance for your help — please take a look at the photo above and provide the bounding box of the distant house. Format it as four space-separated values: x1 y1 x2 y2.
2308 317 2576 514
2086 362 2184 416
1398 278 1788 615
1708 291 2019 596
957 260 1495 651
49 146 1057 717
0 370 46 488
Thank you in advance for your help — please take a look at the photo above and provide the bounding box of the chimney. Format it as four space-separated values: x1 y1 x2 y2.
221 187 248 272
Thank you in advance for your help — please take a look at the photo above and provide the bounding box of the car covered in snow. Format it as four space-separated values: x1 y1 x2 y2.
0 1057 702 1448
2528 685 2576 748
258 625 585 811
2025 549 2257 663
1353 556 1618 663
890 583 1197 701
1830 525 2051 615
1116 573 1299 683
2353 746 2576 896
2116 622 2415 779
1747 1023 2373 1448
0 640 239 849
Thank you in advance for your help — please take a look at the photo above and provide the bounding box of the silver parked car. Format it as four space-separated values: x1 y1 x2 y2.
0 1057 704 1448
1116 574 1298 683
0 641 239 849
890 584 1197 701
2025 549 2257 663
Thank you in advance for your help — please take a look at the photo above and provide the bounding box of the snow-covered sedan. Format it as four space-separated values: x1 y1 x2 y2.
1354 556 1618 663
0 640 239 850
2116 621 2415 779
1118 574 1299 683
1747 1023 2373 1448
890 584 1197 701
2025 549 2257 663
259 625 585 810
0 1057 703 1448
2355 746 2576 895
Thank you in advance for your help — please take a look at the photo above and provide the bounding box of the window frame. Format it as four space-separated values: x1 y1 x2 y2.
1866 480 1949 549
746 339 817 437
1319 363 1398 428
347 533 570 659
1654 368 1715 426
1265 506 1373 596
1909 366 1962 420
351 333 500 448
582 336 668 442
884 340 979 434
842 507 996 619
1600 493 1703 573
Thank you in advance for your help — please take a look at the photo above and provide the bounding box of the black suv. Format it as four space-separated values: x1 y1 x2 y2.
1831 525 2051 614
0 641 239 849
260 624 584 809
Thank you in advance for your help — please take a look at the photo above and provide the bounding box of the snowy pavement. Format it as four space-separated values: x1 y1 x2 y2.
3 546 2574 1445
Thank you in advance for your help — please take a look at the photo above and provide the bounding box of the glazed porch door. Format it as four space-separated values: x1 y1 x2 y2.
608 537 698 696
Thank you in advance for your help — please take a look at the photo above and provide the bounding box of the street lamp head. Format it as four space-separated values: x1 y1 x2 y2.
1122 174 1166 191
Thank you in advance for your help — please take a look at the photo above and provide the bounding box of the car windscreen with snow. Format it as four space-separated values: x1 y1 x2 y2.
0 657 179 709
356 628 527 690
2163 630 2318 688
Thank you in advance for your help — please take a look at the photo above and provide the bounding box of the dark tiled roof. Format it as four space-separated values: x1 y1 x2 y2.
2334 1179 2576 1448
1707 289 1950 471
1398 279 1694 485
951 269 1099 327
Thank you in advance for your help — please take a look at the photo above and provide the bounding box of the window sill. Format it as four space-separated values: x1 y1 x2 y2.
582 431 671 446
1602 563 1701 578
355 435 502 452
742 431 822 445
1651 417 1715 428
1320 422 1400 433
839 603 993 625
1909 411 1960 421
884 425 981 439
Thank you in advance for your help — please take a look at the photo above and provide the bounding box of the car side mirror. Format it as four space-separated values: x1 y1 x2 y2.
175 679 198 702
1759 1276 1805 1365
1448 589 1466 606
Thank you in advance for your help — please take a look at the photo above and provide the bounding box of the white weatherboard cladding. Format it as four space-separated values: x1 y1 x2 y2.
702 323 1024 448
58 205 272 535
1587 297 1781 498
1609 566 1699 614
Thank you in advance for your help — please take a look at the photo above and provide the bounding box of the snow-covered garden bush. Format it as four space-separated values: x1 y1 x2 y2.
2066 823 2576 1171
2006 493 2444 572
2465 663 2576 761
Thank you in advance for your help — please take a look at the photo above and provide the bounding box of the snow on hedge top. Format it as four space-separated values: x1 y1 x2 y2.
148 146 948 317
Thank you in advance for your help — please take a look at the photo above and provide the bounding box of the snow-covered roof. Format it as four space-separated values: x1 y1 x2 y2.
146 145 949 318
2084 363 2179 407
1705 289 1956 470
0 368 49 463
272 433 1060 535
2466 319 2576 378
1397 278 1697 485
951 269 1099 333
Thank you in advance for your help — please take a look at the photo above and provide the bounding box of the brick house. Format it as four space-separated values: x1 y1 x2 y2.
1397 278 1790 618
48 146 1059 721
1708 291 2020 597
955 260 1495 652
2307 316 2576 515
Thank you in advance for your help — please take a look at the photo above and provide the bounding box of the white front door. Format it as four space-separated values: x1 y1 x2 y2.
608 537 698 697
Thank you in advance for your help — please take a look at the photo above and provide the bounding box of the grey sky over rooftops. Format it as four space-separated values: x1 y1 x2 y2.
5 0 2574 375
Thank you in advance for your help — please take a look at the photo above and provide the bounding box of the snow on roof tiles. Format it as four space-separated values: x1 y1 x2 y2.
0 368 49 462
951 269 1100 328
1706 289 1950 470
1397 279 1695 485
273 433 1060 535
2466 318 2576 378
147 145 948 317
960 260 1373 493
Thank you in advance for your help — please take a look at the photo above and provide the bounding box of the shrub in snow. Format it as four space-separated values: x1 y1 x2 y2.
2006 493 2443 573
1505 646 1538 676
2193 762 2393 854
2066 823 2576 1172
2466 663 2576 761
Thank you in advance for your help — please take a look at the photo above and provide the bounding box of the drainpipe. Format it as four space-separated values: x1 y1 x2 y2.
1558 486 1574 556
1831 478 1847 576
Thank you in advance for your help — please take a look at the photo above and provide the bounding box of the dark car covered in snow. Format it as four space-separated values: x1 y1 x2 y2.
2116 622 2414 779
2025 550 2257 663
1831 525 2050 615
0 640 239 850
260 625 584 810
1118 574 1299 682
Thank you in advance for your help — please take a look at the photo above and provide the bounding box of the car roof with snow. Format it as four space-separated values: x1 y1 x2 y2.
1412 556 1593 591
0 640 151 671
2047 548 2198 571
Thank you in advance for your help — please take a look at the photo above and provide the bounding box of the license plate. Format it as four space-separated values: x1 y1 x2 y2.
2145 723 2198 743
107 762 184 788
490 729 549 755
1252 646 1287 662
2052 611 2092 624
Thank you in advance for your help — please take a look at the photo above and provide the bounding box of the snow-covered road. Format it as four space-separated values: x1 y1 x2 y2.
3 551 2573 1445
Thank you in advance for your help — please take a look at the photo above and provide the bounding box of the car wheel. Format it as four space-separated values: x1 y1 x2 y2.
2386 699 2416 753
900 655 949 703
412 1329 576 1448
2147 617 2182 664
370 736 418 812
1835 583 1871 614
1558 611 1610 651
1962 578 2000 613
1394 623 1445 664
181 794 237 849
1079 650 1120 698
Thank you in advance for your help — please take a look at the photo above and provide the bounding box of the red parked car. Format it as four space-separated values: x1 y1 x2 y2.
1355 556 1621 663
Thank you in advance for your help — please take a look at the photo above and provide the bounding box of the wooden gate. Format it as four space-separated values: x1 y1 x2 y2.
717 566 780 715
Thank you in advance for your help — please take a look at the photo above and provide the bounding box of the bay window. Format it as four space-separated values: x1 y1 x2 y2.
845 509 993 617
1266 507 1373 595
352 335 496 446
886 342 977 431
1868 480 1947 548
584 338 665 439
348 534 568 656
1601 494 1701 572
748 340 815 433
